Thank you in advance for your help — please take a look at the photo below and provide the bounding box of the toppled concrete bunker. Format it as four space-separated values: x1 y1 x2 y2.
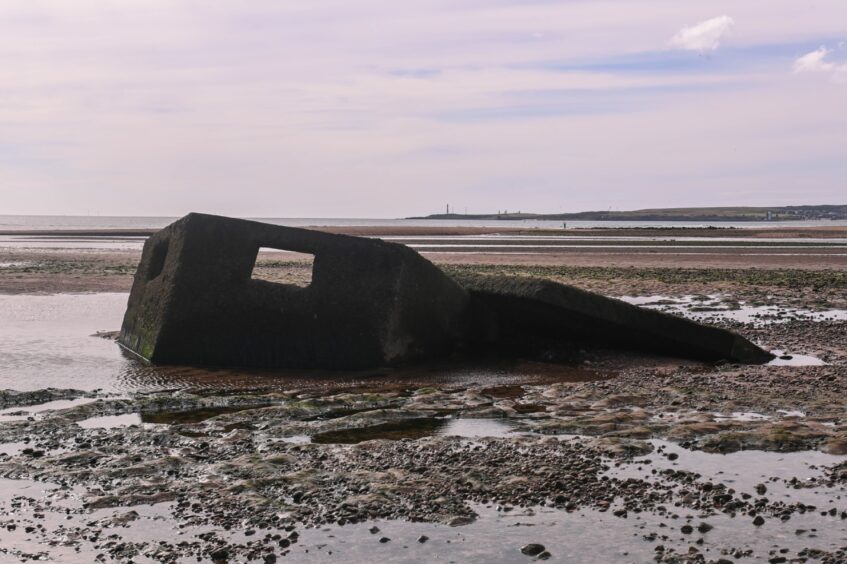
119 214 774 369
119 213 469 369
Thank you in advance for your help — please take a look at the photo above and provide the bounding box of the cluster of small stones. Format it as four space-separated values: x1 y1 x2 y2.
0 388 99 410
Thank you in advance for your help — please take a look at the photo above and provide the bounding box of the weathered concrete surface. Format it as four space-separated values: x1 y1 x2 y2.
457 275 774 364
119 213 469 369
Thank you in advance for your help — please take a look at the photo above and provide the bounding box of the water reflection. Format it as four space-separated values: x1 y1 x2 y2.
0 293 610 394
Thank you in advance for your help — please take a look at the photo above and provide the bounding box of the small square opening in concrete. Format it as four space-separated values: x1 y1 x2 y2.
146 238 169 281
251 248 314 287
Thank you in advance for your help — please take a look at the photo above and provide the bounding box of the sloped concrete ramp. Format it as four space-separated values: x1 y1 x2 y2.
458 274 773 364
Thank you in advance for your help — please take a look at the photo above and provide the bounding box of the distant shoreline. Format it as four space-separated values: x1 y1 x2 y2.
409 204 847 222
2 225 847 239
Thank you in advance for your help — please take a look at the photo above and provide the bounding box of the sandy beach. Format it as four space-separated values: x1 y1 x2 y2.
1 224 847 561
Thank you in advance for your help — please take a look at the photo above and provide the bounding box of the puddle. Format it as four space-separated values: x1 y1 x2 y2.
312 417 516 444
607 439 847 507
621 294 847 325
292 501 847 564
713 411 772 422
77 413 143 429
440 418 517 438
0 442 29 456
0 479 238 562
768 350 827 366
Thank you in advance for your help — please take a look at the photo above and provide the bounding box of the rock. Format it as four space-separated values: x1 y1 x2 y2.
448 515 476 527
417 535 429 544
821 437 847 455
753 516 765 526
755 483 767 495
378 537 391 544
521 544 546 556
681 524 693 534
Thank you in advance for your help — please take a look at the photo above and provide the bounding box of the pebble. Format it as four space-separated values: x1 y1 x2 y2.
521 544 546 557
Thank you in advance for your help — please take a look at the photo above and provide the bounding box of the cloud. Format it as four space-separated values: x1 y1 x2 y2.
671 16 735 52
793 46 835 73
794 46 847 83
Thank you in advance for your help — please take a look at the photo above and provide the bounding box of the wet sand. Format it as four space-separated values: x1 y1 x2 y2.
1 224 845 295
1 232 846 295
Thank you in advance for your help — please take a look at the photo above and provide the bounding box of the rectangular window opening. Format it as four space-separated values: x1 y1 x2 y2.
252 248 314 288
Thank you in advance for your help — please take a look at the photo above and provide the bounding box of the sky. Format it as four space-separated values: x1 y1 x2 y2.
1 1 846 218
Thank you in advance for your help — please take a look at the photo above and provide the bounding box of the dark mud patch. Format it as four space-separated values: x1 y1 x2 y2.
300 407 377 422
140 405 258 425
311 417 518 444
479 384 525 399
312 417 448 444
511 403 546 414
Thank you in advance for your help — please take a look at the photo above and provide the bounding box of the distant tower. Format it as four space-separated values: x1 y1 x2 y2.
446 204 450 214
